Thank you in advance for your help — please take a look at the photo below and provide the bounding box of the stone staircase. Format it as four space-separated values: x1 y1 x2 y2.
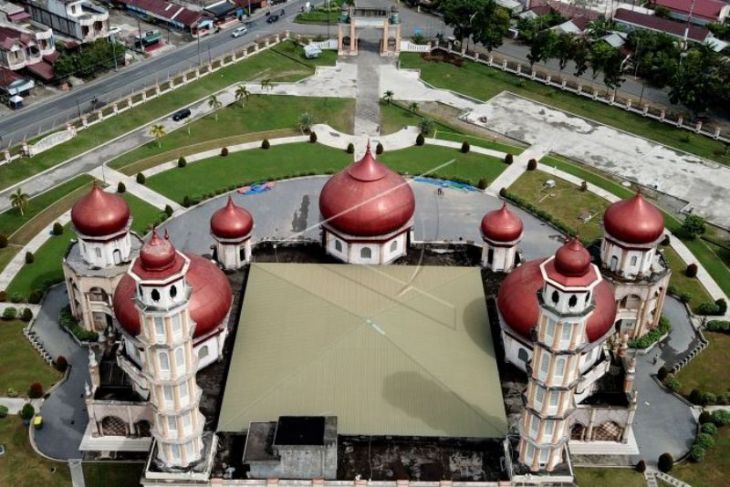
23 325 54 366
655 471 692 487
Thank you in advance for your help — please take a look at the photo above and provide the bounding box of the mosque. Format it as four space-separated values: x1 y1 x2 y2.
62 144 669 484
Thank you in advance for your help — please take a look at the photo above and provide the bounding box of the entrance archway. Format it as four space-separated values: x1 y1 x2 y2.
337 6 401 56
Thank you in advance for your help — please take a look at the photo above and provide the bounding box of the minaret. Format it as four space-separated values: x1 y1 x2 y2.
131 229 205 468
518 239 606 472
480 202 523 272
210 196 254 270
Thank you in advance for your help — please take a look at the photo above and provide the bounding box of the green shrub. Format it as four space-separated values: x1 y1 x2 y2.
658 452 674 473
685 263 698 277
663 374 680 392
527 158 537 170
136 172 146 184
690 389 703 404
20 403 34 421
635 460 646 473
20 308 33 322
712 410 730 426
702 392 717 405
718 392 730 405
261 139 270 149
28 382 43 399
52 222 64 236
416 133 425 146
2 307 17 320
696 432 715 449
681 214 706 239
461 141 470 153
701 422 718 436
117 181 126 193
309 131 317 143
346 142 354 154
698 301 723 315
505 153 513 165
376 142 384 155
477 178 489 190
6 388 17 398
0 234 7 249
164 205 174 217
54 355 68 373
177 156 187 168
221 147 229 157
183 196 193 207
28 289 43 304
690 445 706 462
716 299 727 315
699 411 713 424
59 305 99 342
25 251 34 264
0 405 8 418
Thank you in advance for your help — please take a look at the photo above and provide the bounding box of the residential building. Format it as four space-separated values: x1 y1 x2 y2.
655 0 729 25
24 0 109 42
614 8 728 51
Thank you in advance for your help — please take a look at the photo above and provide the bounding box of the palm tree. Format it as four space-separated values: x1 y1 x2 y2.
383 90 394 104
298 112 314 134
150 124 166 148
235 84 250 107
418 118 434 136
409 102 419 113
10 187 29 216
208 94 223 121
260 79 273 92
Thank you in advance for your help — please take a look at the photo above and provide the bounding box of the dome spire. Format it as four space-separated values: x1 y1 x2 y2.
210 195 254 240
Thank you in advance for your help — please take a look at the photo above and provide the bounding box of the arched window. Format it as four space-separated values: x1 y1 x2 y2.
113 249 122 265
390 240 398 253
158 351 170 371
151 289 160 302
518 348 529 363
360 247 372 259
630 255 638 266
610 255 619 271
551 290 559 304
170 285 177 298
487 248 494 265
334 240 342 252
175 347 185 369
555 357 566 380
198 345 210 360
568 295 577 308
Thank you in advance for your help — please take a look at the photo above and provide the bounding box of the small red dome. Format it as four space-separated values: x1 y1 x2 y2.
139 229 177 271
481 203 523 242
210 196 253 240
113 254 232 338
497 259 616 343
319 145 415 237
71 184 130 237
603 192 664 244
554 238 592 277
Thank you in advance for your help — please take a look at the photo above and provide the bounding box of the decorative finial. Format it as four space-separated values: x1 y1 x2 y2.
164 228 170 240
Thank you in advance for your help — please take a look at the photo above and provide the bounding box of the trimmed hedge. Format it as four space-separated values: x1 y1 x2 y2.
629 316 671 349
59 305 98 342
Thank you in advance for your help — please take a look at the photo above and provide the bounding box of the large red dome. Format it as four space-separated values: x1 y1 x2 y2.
71 184 130 237
113 254 232 338
481 203 523 242
497 259 616 343
603 192 664 244
319 146 415 237
210 196 253 240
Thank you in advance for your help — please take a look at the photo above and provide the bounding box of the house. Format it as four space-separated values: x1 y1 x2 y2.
553 16 590 35
24 0 110 43
117 0 203 33
0 0 32 23
654 0 729 25
0 23 56 80
614 8 727 51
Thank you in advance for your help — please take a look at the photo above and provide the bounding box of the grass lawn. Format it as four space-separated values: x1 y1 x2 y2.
672 425 730 487
0 175 94 243
573 467 645 487
0 246 20 275
5 224 74 301
108 95 354 174
0 41 331 192
400 53 730 166
0 320 61 395
147 143 352 203
122 193 167 236
662 246 713 311
0 418 71 487
83 462 144 487
379 102 523 155
676 331 730 396
379 145 508 186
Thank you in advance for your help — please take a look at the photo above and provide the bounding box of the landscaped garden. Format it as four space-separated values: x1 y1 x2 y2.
0 319 60 395
573 467 645 487
399 53 730 166
0 416 71 487
0 40 335 191
676 331 730 400
83 462 145 487
109 95 355 175
671 420 730 487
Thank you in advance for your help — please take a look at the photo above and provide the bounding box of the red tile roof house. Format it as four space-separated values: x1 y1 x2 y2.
654 0 730 25
0 23 57 80
614 8 726 50
119 0 203 33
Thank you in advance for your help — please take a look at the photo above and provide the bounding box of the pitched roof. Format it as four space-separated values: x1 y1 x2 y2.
655 0 727 21
218 264 508 438
614 8 710 42
119 0 202 27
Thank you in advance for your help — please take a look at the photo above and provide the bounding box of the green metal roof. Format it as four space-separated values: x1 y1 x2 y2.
217 263 507 438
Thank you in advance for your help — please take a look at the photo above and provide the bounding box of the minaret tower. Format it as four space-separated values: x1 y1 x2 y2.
518 239 607 472
210 196 254 270
480 202 523 272
130 230 205 468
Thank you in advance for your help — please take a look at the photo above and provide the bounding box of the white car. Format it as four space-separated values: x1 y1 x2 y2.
108 26 121 36
231 26 248 38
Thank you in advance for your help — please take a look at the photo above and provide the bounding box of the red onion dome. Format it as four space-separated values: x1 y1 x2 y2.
210 196 253 239
113 254 232 338
481 203 523 242
554 238 592 277
139 229 177 271
319 144 415 237
497 259 617 343
603 192 664 244
71 183 130 236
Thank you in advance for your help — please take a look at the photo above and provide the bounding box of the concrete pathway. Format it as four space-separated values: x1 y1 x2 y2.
351 44 386 137
0 397 43 414
88 166 181 211
485 143 550 196
655 470 691 487
69 459 86 487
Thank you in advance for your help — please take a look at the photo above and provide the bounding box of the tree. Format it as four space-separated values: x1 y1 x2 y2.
440 0 481 48
681 214 706 239
235 84 250 107
586 17 614 39
602 48 626 90
555 34 575 72
10 187 29 216
150 124 166 148
20 403 34 421
572 38 590 77
408 102 419 112
208 95 223 121
260 78 273 92
471 0 511 52
658 453 674 473
589 41 617 80
52 222 64 236
383 90 394 104
527 29 557 68
418 118 434 135
298 112 314 133
669 46 722 114
117 181 126 193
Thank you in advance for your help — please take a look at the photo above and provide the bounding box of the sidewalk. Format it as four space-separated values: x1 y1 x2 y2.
88 166 181 211
485 143 550 196
0 397 43 414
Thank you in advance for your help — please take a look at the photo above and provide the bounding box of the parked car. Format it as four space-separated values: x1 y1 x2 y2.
266 14 279 23
108 26 122 37
172 108 192 122
232 26 248 38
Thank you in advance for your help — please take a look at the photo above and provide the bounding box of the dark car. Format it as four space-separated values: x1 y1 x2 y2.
266 14 279 23
172 108 192 122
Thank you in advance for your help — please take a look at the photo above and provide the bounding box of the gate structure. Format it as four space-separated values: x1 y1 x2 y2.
337 5 401 56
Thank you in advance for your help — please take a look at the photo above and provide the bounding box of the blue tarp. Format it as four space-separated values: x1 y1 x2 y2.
413 176 480 192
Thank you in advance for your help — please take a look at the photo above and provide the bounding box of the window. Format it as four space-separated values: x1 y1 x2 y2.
555 357 566 380
170 285 177 298
167 416 177 433
360 247 372 259
151 289 160 302
534 386 544 407
138 285 143 297
610 255 618 271
179 381 189 400
154 317 165 340
175 347 185 369
561 324 571 342
630 255 638 266
551 290 559 304
530 415 539 436
545 319 555 343
539 353 549 378
95 247 102 258
183 412 192 429
163 386 173 403
544 420 555 437
198 345 210 360
526 443 535 463
185 441 196 459
158 351 170 372
517 347 529 363
170 444 181 461
334 240 342 252
568 295 577 308
549 390 559 407
390 240 398 253
539 447 549 465
171 314 182 338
